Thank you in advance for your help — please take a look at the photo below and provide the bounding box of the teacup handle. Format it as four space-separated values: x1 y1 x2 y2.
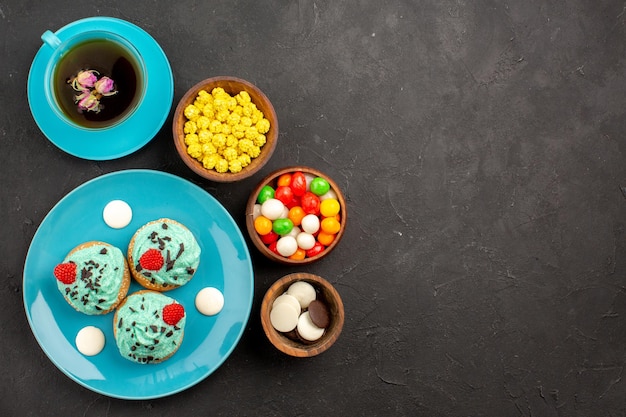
41 30 61 49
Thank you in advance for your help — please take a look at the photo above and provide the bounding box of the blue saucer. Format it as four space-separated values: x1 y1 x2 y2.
27 17 174 160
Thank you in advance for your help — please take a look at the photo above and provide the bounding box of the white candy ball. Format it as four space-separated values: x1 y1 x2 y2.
284 225 301 238
319 189 338 201
296 232 316 250
276 236 298 257
261 198 285 220
252 204 262 220
300 214 320 234
304 173 316 191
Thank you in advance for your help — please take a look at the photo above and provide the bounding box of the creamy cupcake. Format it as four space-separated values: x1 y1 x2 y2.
113 290 186 364
127 218 201 291
53 241 130 315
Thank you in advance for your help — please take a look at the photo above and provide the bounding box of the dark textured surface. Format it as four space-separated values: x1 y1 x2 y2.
2 0 625 415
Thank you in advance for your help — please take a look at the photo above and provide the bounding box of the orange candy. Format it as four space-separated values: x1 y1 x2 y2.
277 173 292 187
288 206 306 226
254 215 273 235
289 248 306 260
317 231 335 246
320 217 341 235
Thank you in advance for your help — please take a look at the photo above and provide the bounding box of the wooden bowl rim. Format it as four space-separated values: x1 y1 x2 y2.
172 76 278 183
245 166 347 264
260 273 344 357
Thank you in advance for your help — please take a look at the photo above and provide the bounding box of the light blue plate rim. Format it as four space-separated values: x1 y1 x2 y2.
23 169 254 400
27 17 174 160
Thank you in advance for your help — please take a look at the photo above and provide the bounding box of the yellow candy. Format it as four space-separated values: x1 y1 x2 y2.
253 134 266 147
215 158 229 173
211 133 226 148
247 145 261 158
238 138 254 154
209 120 222 133
213 98 228 112
256 118 270 134
185 133 199 146
238 154 251 167
244 126 258 140
198 129 212 143
196 90 211 104
221 124 232 135
240 116 252 127
202 143 217 155
222 147 238 161
183 87 269 174
187 143 202 159
236 91 251 105
320 198 340 217
183 104 201 121
183 120 197 134
202 154 220 169
227 112 241 126
216 109 230 122
251 109 263 124
202 103 214 117
225 134 238 148
229 160 243 173
196 116 210 130
211 87 226 97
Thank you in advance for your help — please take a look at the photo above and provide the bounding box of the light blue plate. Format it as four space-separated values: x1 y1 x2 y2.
23 170 254 399
27 17 174 160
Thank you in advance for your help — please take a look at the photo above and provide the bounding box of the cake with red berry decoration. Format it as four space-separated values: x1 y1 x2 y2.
113 290 186 364
53 241 130 315
127 218 201 291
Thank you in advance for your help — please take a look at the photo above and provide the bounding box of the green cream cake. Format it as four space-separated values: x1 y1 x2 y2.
127 218 201 291
113 290 186 364
53 241 130 315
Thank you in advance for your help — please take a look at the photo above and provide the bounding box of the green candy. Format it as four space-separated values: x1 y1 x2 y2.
310 177 330 196
257 185 275 204
272 218 294 235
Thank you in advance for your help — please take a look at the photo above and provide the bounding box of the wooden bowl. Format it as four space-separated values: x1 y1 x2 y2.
260 273 344 357
172 76 278 182
245 166 347 264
